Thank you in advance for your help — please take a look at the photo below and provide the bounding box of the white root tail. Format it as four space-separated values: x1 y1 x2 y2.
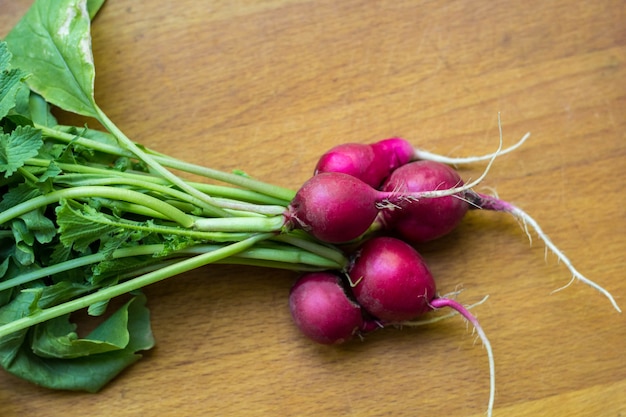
377 116 507 210
429 297 495 417
510 206 622 312
415 132 531 165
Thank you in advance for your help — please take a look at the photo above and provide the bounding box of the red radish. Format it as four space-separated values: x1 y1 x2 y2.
286 169 488 244
314 133 530 188
313 143 382 188
314 139 414 188
375 160 621 311
347 236 495 417
289 272 369 344
380 160 470 242
349 236 436 322
286 172 381 243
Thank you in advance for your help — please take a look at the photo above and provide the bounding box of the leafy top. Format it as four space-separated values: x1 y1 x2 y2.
4 0 97 117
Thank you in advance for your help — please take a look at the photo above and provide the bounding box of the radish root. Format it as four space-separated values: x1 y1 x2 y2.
475 193 621 313
415 132 530 166
400 295 489 327
376 117 505 209
430 297 495 417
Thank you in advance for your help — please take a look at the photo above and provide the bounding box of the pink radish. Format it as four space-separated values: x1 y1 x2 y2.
349 236 436 322
347 236 495 417
289 272 369 344
380 160 470 242
314 138 414 188
286 168 489 244
314 133 530 188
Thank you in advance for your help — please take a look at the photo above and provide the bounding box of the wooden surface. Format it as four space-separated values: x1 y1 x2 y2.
1 1 625 416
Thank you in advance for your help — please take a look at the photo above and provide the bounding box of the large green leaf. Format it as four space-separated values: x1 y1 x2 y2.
0 290 154 392
4 0 97 117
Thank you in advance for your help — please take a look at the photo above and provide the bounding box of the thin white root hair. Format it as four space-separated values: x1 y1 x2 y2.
479 185 500 199
510 206 622 313
415 131 530 165
402 115 505 200
512 208 534 246
400 295 489 327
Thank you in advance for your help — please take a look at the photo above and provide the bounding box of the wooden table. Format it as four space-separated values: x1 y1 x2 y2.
1 1 625 416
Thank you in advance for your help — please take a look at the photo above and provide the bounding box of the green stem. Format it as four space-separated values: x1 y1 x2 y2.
193 216 286 233
0 244 165 292
59 208 257 242
55 175 232 218
93 105 232 216
28 157 288 206
38 124 296 203
0 233 274 339
0 236 344 293
17 167 40 184
55 175 285 216
273 233 349 268
181 243 343 269
151 153 297 203
0 186 195 228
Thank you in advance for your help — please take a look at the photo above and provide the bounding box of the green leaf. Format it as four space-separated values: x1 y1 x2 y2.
0 182 43 212
0 125 43 178
0 42 11 71
87 299 109 316
32 296 138 358
4 0 98 117
18 207 57 245
28 92 57 127
0 293 154 392
56 200 125 253
0 42 28 120
87 0 107 20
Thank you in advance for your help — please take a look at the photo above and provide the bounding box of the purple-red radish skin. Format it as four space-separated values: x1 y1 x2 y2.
369 137 415 175
289 272 365 345
314 138 414 188
381 160 470 242
349 237 436 322
314 143 379 187
286 172 381 243
287 169 475 244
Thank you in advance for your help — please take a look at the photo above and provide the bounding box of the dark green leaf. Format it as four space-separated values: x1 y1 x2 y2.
31 297 134 358
0 125 43 178
56 200 124 253
19 208 56 245
0 42 28 120
1 293 153 392
0 182 43 212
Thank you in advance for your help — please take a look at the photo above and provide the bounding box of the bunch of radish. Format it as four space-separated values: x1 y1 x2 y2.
2 1 619 408
284 128 620 417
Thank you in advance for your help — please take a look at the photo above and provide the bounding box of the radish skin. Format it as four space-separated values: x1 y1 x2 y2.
287 154 496 244
313 131 529 188
349 237 436 322
380 160 470 242
289 272 368 344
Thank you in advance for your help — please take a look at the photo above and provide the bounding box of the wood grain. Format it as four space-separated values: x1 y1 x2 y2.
1 1 625 416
